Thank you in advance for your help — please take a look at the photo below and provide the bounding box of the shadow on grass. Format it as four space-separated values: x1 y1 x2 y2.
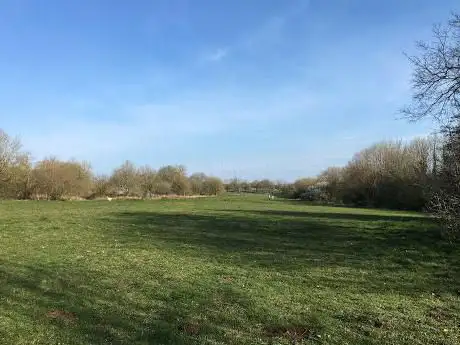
102 210 459 297
219 208 427 222
0 259 274 345
273 198 427 212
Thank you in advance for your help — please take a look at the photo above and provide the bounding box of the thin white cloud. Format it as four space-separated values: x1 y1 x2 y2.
204 48 229 62
199 0 310 63
200 8 290 63
17 84 319 166
241 0 310 52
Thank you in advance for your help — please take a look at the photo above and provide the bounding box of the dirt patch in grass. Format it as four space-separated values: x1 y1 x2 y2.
336 311 388 328
221 276 234 283
428 307 452 321
263 323 322 342
46 310 78 324
179 321 202 336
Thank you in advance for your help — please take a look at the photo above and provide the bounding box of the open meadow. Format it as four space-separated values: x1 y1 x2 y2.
0 195 458 345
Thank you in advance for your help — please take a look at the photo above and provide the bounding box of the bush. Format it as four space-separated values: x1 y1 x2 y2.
33 158 93 200
202 176 225 195
157 165 191 195
429 191 460 241
90 175 110 198
153 180 172 195
110 160 140 196
138 166 157 198
189 173 207 195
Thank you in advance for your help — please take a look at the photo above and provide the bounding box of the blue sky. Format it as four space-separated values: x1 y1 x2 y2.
0 0 458 181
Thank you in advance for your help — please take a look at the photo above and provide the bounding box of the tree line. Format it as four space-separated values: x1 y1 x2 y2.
224 136 438 211
0 130 224 200
0 128 447 211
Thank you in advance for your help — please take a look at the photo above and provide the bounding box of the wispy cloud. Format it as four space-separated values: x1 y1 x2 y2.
241 0 310 52
200 0 310 63
204 47 229 62
16 84 318 167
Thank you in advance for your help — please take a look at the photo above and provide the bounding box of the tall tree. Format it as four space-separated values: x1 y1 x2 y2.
402 13 460 125
403 13 460 239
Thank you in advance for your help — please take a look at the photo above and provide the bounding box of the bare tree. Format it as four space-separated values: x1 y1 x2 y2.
339 139 432 209
0 129 22 184
202 176 225 195
318 167 344 201
429 190 460 241
403 13 460 239
9 153 34 199
256 179 274 194
402 13 460 125
293 178 317 199
157 165 190 195
152 180 172 195
226 178 243 193
33 157 93 200
138 165 157 198
189 172 207 195
92 174 110 198
110 160 140 196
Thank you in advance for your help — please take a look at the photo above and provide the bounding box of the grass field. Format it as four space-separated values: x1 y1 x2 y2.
0 195 459 345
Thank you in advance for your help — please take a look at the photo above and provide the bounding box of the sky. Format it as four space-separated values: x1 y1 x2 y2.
0 0 458 181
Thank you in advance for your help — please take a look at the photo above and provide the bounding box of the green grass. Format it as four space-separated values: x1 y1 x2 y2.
0 195 458 345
